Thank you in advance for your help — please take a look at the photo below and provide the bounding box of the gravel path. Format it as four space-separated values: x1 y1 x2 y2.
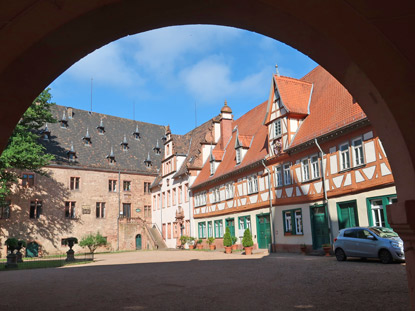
0 250 409 311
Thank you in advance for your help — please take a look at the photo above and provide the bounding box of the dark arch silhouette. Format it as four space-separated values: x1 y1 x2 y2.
0 0 414 306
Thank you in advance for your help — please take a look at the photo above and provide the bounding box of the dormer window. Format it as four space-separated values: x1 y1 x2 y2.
144 152 152 167
106 147 116 165
209 148 215 175
97 118 105 134
161 135 167 143
82 128 91 146
120 135 129 151
59 111 68 129
274 119 282 138
67 142 77 162
41 123 51 140
153 140 161 154
236 147 242 164
132 124 140 140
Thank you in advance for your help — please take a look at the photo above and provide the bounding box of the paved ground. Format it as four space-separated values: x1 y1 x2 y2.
0 250 409 311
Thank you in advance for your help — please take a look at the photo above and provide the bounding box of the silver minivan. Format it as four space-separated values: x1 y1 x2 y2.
334 226 405 263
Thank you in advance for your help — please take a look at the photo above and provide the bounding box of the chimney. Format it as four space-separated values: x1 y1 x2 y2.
219 100 233 149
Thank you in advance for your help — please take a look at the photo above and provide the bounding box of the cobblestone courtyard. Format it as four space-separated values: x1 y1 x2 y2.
0 250 409 311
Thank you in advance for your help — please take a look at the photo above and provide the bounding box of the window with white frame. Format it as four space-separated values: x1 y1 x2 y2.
274 119 282 138
214 220 224 238
352 137 364 167
207 221 213 238
215 188 220 202
210 160 215 175
225 183 234 200
275 165 283 187
236 147 242 164
301 158 310 182
339 143 351 171
310 155 320 179
283 209 303 235
283 163 292 185
247 175 258 194
195 191 207 207
238 216 251 237
198 222 207 239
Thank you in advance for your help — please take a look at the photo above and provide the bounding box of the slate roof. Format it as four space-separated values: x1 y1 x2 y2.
288 66 367 148
191 101 268 189
40 105 165 174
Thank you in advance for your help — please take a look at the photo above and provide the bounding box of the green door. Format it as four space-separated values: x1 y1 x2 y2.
310 205 330 249
337 201 359 230
256 214 271 249
26 242 39 257
135 234 142 250
225 218 235 237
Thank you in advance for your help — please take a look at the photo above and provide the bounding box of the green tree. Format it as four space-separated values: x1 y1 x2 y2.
223 227 232 247
0 89 56 201
242 228 254 248
79 232 108 254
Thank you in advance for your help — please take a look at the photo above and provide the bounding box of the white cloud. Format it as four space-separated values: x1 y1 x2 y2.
132 25 242 74
66 43 144 88
179 55 269 104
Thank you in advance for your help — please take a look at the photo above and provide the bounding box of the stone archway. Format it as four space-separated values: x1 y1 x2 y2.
0 0 414 306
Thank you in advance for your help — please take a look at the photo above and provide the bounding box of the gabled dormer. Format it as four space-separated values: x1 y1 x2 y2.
97 118 105 134
67 142 77 162
59 111 68 128
209 148 215 175
144 152 152 167
153 140 161 154
106 147 115 164
120 134 129 151
41 123 51 140
264 66 313 156
234 131 251 165
82 128 91 146
132 124 140 140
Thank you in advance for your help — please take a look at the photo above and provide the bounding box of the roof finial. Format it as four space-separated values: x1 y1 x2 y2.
123 134 128 144
70 141 75 152
275 64 280 77
110 146 114 157
100 118 104 127
85 127 90 138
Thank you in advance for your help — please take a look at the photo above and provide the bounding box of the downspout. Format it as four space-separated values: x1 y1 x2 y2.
314 138 333 244
160 187 163 241
262 159 275 252
117 170 121 251
188 187 192 237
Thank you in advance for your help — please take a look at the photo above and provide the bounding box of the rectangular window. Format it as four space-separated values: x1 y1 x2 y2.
337 201 358 230
144 182 151 193
301 158 310 182
283 209 303 235
238 216 251 237
144 205 151 218
167 190 171 207
274 119 282 138
0 200 11 219
184 183 189 202
275 165 283 187
352 138 364 167
22 173 35 187
339 143 351 171
283 163 292 185
109 180 117 192
70 177 80 190
173 188 176 205
248 175 258 194
178 186 182 204
65 201 76 219
214 220 224 238
168 223 172 239
198 222 207 239
310 155 320 179
157 194 161 210
123 181 131 191
30 201 42 219
236 148 241 164
96 202 105 218
122 203 131 218
162 192 165 208
207 221 213 238
153 195 156 211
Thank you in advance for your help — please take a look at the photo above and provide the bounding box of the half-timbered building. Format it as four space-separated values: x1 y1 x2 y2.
191 66 396 252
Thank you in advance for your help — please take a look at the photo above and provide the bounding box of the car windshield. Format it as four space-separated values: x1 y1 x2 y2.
369 227 399 238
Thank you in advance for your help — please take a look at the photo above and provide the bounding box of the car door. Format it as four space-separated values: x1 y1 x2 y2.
354 229 378 258
341 229 359 257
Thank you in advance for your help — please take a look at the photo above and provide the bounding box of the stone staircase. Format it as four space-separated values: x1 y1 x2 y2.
147 224 167 250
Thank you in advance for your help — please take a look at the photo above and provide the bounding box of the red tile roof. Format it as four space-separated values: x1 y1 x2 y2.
192 101 268 188
289 66 366 148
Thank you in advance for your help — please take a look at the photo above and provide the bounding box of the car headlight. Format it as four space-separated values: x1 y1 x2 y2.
390 241 402 249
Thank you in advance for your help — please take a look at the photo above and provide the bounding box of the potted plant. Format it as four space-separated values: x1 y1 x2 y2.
196 239 203 250
179 235 188 249
300 243 307 255
223 227 232 254
242 229 254 255
231 236 238 250
188 237 195 249
322 243 331 257
62 237 78 261
5 238 18 268
207 237 216 250
16 240 27 263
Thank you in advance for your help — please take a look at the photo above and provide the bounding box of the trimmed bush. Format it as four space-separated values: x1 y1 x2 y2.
242 229 254 248
223 227 232 247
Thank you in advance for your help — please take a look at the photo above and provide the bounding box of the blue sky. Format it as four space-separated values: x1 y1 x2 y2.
49 25 317 135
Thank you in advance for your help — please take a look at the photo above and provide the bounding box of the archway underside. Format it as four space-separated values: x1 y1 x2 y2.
1 0 415 306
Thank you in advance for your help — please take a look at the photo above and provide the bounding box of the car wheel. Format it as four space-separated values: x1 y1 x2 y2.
335 248 347 261
379 249 393 264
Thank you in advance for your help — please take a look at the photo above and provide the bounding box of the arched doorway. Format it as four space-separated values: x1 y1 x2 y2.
26 241 40 258
0 1 414 307
135 234 142 250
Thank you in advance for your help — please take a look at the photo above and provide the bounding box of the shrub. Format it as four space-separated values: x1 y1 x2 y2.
188 237 195 245
5 238 18 251
242 229 254 248
223 227 232 247
180 235 189 245
207 237 215 245
196 239 203 245
79 232 107 254
18 240 27 248
231 236 237 245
